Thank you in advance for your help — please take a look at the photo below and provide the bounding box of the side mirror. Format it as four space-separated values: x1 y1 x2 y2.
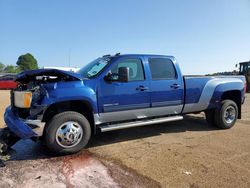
104 73 119 82
118 67 129 82
104 67 129 82
235 64 238 68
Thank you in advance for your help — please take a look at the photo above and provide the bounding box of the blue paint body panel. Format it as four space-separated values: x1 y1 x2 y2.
210 81 245 107
41 81 98 113
4 106 37 139
97 55 151 113
4 54 246 139
184 77 212 104
144 56 184 114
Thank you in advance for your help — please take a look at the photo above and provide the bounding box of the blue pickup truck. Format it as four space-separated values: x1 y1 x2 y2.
1 54 246 155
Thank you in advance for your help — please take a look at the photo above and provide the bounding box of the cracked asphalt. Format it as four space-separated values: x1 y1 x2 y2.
0 90 250 187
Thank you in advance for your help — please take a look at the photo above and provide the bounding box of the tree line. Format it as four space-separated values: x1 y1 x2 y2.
0 53 38 73
206 71 237 76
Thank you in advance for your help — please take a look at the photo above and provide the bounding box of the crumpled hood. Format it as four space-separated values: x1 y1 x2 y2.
16 69 83 83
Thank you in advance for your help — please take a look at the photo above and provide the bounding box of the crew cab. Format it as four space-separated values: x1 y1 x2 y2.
2 54 246 155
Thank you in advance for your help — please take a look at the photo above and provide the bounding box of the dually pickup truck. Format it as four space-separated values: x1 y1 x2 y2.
0 54 246 156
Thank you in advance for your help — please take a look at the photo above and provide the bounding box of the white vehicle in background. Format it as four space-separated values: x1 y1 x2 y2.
43 67 80 72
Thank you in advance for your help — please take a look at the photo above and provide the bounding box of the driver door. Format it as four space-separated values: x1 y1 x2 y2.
97 57 150 124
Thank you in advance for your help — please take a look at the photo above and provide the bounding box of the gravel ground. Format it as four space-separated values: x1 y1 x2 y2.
0 90 250 187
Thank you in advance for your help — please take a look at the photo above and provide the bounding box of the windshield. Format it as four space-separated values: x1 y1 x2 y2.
78 57 111 78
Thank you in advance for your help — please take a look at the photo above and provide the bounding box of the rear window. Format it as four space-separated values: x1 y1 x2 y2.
148 58 176 80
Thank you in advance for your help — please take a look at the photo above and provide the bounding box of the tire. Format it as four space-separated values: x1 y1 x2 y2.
205 109 216 126
214 100 238 129
44 111 91 155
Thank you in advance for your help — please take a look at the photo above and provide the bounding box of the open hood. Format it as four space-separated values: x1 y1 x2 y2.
16 69 83 83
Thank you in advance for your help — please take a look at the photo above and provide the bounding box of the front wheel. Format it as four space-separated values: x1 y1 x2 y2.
214 100 238 129
44 111 91 155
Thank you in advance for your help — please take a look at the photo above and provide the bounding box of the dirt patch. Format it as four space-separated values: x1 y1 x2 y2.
99 157 161 188
59 151 119 188
0 150 159 188
88 94 250 187
0 90 10 128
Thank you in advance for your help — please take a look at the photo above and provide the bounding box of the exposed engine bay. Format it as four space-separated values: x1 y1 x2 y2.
12 69 82 118
15 69 81 99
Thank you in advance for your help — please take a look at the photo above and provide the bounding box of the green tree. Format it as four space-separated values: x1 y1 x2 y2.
0 62 5 72
16 53 38 71
3 65 19 73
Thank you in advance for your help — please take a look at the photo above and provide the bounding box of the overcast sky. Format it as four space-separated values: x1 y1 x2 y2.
0 0 250 74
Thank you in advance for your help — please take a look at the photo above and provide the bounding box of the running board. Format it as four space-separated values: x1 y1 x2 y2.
99 115 183 132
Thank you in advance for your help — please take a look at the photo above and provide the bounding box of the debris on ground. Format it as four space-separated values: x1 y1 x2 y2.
183 171 192 175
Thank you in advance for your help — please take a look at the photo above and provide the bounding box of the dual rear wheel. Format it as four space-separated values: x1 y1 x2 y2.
205 100 238 129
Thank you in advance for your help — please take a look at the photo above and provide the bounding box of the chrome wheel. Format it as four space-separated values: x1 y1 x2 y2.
55 121 83 148
224 106 236 124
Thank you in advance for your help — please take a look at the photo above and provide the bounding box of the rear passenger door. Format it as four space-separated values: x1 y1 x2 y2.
147 57 184 116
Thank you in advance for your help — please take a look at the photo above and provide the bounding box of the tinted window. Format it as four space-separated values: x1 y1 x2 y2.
148 58 176 80
111 58 145 81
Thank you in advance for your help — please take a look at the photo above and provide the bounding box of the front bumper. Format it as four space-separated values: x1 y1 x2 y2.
4 106 45 139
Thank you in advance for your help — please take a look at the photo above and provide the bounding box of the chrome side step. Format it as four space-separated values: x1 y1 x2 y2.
99 115 183 132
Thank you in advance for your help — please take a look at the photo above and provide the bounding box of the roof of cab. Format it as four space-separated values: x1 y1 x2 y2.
103 53 175 61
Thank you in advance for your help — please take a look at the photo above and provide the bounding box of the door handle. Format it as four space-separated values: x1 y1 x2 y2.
136 85 149 91
170 84 181 89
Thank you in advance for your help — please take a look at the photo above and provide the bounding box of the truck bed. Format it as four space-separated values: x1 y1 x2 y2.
183 75 246 113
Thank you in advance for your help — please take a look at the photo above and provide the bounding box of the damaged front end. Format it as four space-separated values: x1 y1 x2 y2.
0 69 82 166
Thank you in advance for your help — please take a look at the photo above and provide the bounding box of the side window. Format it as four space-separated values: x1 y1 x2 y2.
111 58 145 81
148 58 176 80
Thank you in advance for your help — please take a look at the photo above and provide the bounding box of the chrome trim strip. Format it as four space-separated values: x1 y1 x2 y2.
99 115 183 132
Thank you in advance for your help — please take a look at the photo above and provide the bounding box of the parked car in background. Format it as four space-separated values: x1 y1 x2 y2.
0 74 17 89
